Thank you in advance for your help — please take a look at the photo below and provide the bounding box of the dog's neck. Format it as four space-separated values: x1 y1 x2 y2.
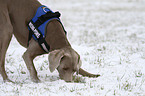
45 19 71 51
7 0 71 52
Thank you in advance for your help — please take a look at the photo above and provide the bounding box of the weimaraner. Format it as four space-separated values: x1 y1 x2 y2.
0 0 100 83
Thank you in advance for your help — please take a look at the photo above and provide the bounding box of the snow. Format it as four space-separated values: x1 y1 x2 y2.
0 0 145 95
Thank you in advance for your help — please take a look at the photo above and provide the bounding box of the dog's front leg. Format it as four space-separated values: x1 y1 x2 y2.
23 52 40 83
22 40 44 83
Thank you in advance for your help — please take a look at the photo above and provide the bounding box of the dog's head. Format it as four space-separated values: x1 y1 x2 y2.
48 47 82 82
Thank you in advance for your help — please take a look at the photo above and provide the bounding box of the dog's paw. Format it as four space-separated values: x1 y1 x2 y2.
92 74 100 78
32 78 41 83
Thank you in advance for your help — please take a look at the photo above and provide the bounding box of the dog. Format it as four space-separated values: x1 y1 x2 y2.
0 0 100 83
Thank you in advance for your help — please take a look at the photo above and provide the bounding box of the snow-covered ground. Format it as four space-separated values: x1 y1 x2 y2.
0 0 145 95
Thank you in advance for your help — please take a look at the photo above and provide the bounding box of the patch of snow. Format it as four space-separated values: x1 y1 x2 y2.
0 0 145 95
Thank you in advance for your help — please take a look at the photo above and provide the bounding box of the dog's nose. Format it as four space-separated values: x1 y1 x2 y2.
59 77 72 82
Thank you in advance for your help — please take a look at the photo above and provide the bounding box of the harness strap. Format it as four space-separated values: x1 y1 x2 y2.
27 5 66 53
34 11 61 28
28 20 50 52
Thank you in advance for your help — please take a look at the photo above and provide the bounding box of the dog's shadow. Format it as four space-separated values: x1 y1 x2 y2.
10 75 86 84
44 75 86 83
44 75 60 82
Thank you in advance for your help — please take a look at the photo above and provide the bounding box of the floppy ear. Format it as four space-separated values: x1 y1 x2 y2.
48 49 64 72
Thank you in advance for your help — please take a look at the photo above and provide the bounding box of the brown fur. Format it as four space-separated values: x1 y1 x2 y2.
0 0 99 83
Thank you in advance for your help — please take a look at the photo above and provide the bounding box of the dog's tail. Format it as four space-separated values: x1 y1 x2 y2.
79 68 100 78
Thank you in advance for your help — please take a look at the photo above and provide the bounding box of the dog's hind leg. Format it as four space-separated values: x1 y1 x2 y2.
0 9 13 82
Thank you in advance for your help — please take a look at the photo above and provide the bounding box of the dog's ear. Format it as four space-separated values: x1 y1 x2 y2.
49 49 64 72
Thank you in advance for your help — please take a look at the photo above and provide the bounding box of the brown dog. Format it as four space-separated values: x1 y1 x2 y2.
0 0 99 83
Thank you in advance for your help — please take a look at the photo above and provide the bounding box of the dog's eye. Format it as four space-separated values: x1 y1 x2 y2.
61 56 65 60
63 68 69 70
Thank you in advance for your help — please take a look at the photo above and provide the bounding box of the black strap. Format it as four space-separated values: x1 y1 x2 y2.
38 38 50 52
35 11 61 28
28 21 50 53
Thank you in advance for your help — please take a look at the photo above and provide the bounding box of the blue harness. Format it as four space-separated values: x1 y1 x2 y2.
28 5 65 53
